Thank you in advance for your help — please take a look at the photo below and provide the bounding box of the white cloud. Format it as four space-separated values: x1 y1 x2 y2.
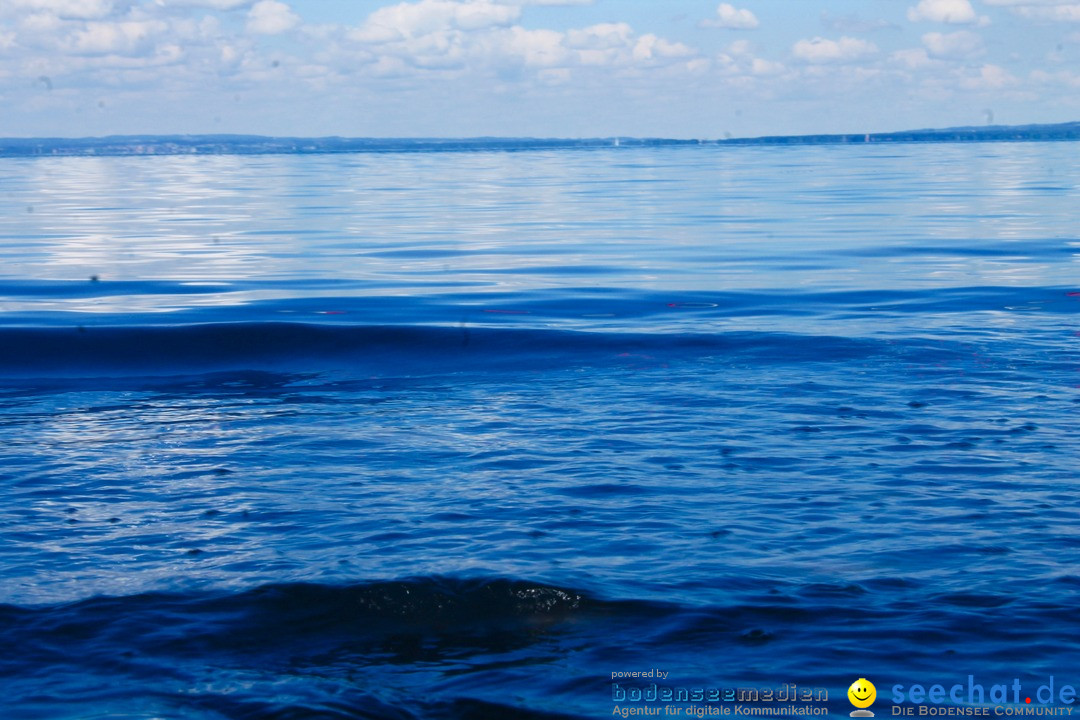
492 26 569 67
155 0 253 9
567 22 650 66
632 33 694 62
791 36 878 63
958 63 1015 89
8 0 1064 139
982 0 1076 5
907 0 983 24
352 0 519 42
713 40 783 78
18 11 65 34
496 0 593 4
980 0 1080 23
891 47 937 68
1010 4 1080 21
335 4 701 81
922 29 983 58
684 57 710 74
1031 68 1080 87
702 3 759 30
347 23 402 45
66 19 169 55
726 39 752 56
246 0 299 34
3 0 120 20
0 30 15 58
751 57 783 75
564 22 631 50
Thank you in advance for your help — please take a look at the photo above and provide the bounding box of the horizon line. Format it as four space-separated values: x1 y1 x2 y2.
1 120 1078 156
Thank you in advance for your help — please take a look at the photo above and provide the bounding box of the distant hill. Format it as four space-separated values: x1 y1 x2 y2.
718 121 1080 145
0 121 1078 157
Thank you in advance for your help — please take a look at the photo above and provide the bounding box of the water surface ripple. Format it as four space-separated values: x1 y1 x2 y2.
1 142 1079 719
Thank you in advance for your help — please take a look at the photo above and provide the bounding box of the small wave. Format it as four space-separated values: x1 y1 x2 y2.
0 322 881 378
6 576 1080 719
0 578 627 667
0 578 635 718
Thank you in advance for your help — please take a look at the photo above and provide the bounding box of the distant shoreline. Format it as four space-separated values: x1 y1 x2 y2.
720 121 1080 146
2 121 1078 157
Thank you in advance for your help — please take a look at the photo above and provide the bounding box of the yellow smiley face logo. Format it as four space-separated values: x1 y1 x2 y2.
848 678 876 709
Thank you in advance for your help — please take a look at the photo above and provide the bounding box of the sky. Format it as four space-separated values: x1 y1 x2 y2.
1 0 1079 139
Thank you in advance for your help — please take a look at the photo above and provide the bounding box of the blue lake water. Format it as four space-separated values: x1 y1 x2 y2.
1 142 1079 719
